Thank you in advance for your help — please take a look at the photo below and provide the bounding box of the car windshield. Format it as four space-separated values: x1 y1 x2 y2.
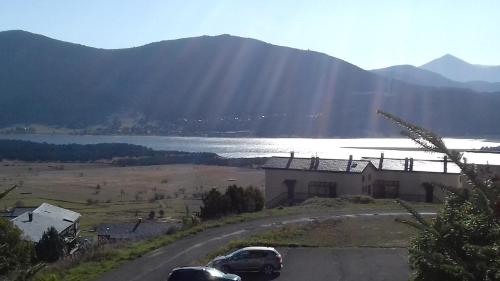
207 268 225 277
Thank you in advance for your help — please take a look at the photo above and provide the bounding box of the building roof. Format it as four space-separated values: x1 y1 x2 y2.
364 157 461 174
262 157 372 173
96 222 179 240
11 203 81 242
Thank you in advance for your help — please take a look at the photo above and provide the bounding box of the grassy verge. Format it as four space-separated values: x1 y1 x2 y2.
200 214 418 264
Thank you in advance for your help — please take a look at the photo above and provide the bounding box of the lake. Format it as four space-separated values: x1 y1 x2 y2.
1 134 500 164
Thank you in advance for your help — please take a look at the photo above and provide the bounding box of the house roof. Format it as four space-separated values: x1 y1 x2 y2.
11 203 81 242
262 157 372 173
96 222 179 240
364 157 461 174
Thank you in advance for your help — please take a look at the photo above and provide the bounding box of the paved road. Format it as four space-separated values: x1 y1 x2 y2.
239 248 409 281
96 211 432 281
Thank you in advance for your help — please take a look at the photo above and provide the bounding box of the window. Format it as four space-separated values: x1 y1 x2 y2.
308 181 337 198
232 250 249 260
362 175 365 182
249 250 269 258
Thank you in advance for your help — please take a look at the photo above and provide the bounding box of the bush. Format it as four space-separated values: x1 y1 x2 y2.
226 185 246 213
36 227 64 262
244 186 265 211
200 186 265 219
200 188 230 219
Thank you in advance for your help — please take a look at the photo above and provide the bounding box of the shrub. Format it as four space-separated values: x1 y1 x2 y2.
200 186 265 219
200 188 230 219
226 185 246 213
244 186 265 211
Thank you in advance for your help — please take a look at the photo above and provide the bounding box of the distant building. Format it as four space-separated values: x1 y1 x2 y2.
11 203 81 250
263 153 462 207
0 206 37 219
96 218 179 243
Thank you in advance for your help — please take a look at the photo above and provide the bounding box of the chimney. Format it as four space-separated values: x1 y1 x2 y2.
286 151 294 169
314 157 320 170
378 153 384 170
132 218 142 232
409 158 414 172
444 156 448 173
309 157 315 170
346 155 353 172
404 158 409 171
28 212 33 222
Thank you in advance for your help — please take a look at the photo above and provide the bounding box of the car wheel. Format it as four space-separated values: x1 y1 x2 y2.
262 264 274 275
220 265 231 273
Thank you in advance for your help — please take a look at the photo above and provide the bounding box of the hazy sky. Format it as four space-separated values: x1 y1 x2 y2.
1 0 499 69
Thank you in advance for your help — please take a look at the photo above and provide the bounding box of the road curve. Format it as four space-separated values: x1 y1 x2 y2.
96 211 435 281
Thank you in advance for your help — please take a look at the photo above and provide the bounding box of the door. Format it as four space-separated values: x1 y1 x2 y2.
329 184 337 198
229 250 251 271
284 180 296 201
424 184 434 203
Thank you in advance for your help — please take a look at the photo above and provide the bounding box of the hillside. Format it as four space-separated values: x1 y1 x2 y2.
1 30 500 137
420 54 500 83
371 65 500 92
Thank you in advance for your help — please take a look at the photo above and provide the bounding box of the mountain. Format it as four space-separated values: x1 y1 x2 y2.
371 65 500 92
1 30 500 137
420 54 500 83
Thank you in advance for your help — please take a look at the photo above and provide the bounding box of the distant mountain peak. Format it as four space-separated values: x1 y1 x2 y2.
420 54 500 83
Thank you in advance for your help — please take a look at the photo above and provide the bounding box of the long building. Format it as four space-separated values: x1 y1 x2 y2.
263 153 462 207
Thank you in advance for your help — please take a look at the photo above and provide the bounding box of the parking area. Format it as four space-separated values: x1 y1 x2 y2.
237 247 409 281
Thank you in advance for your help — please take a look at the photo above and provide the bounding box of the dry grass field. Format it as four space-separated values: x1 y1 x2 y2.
0 161 264 232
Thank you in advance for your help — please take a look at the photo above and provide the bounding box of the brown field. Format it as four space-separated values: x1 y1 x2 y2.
0 161 264 232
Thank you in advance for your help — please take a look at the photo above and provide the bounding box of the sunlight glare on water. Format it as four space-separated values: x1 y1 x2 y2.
2 135 500 164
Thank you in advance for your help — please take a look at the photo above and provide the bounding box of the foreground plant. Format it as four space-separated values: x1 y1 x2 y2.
378 110 500 281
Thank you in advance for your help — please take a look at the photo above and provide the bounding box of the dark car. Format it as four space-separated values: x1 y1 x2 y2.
208 247 283 275
167 266 241 281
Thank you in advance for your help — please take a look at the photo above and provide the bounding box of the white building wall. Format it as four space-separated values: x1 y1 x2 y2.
265 165 462 207
373 171 461 201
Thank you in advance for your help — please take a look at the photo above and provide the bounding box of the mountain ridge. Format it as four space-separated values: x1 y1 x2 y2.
371 64 500 92
1 30 500 137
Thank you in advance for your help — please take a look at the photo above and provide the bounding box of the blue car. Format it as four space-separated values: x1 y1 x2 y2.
167 266 241 281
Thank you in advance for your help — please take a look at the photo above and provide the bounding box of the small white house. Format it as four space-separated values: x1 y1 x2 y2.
263 153 462 207
11 203 81 247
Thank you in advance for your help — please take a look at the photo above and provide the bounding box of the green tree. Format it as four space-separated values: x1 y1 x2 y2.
378 110 500 281
35 227 64 263
0 185 38 280
200 188 229 219
0 216 33 275
226 185 246 213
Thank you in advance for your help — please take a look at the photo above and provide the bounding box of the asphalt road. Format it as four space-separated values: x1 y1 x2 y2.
238 248 409 281
96 211 430 281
